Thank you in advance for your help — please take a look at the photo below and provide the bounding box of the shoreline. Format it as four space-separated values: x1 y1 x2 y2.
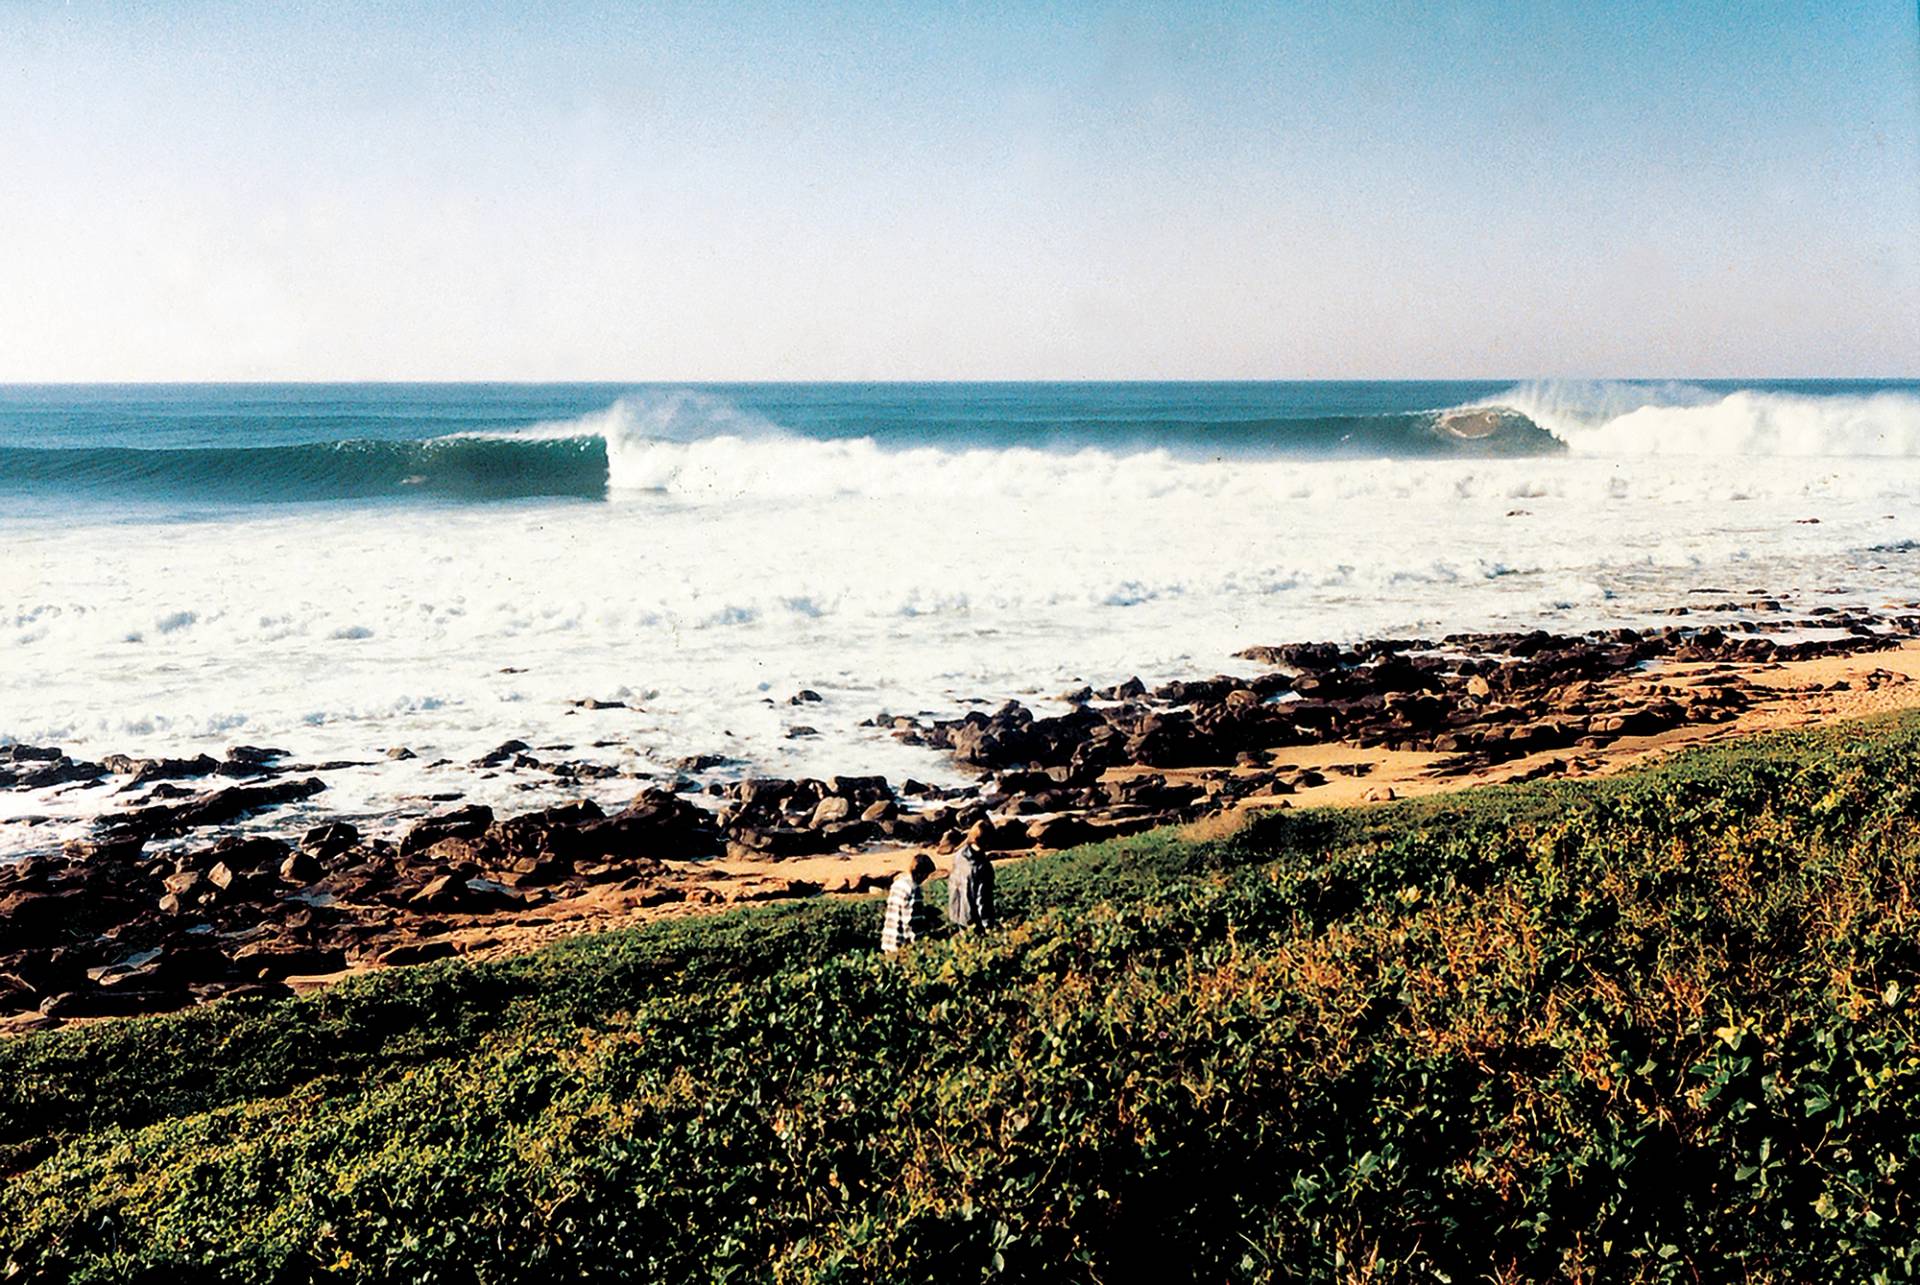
5 601 1919 1033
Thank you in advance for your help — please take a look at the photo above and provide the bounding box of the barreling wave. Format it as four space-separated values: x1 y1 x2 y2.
0 436 611 503
1480 382 1920 458
6 383 1917 508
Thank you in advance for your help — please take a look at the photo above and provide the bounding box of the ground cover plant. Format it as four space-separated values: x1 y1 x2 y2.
3 714 1919 1282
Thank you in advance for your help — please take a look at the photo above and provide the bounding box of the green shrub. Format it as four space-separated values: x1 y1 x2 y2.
4 716 1919 1282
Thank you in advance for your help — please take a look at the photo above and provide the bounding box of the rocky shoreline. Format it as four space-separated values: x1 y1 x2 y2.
4 600 1919 1032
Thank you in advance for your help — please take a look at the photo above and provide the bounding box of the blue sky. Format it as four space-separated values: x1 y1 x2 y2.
1 0 1915 379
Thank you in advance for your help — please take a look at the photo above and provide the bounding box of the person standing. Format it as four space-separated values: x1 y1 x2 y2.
946 841 995 930
880 852 937 954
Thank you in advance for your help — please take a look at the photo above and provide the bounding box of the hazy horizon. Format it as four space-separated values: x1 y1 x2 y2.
3 1 1917 382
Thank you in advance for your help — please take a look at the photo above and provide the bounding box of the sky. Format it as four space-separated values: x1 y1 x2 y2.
0 0 1916 381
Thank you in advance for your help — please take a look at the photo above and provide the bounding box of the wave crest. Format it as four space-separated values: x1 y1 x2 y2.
1481 381 1920 457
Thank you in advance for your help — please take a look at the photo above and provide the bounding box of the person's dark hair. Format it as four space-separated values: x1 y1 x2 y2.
910 852 936 881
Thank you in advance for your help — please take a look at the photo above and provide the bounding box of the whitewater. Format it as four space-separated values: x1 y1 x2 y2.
2 380 1917 857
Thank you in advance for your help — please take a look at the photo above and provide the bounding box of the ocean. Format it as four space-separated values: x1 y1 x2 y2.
3 379 1918 856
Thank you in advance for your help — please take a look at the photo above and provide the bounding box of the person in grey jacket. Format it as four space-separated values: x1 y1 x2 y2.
946 842 995 929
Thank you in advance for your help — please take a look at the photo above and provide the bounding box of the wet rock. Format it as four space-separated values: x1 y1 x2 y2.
63 832 145 863
0 752 105 790
115 777 327 840
473 739 531 767
399 804 495 856
103 753 222 784
301 820 361 859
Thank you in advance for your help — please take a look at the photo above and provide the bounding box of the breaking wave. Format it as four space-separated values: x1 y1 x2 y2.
5 384 1917 506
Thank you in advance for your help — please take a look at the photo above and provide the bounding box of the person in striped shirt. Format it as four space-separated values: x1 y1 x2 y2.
880 852 937 954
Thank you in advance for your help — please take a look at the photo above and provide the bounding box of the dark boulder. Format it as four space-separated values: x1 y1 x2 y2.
399 804 495 856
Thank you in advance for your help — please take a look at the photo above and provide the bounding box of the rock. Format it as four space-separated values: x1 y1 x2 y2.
2 887 146 948
226 745 289 765
399 804 495 856
965 817 1033 852
40 985 186 1019
209 834 292 871
0 971 40 1014
387 746 417 760
825 774 889 800
730 878 823 903
279 850 323 884
1025 815 1098 849
809 796 854 828
1362 786 1398 802
0 752 103 790
163 869 207 900
785 726 819 739
725 825 839 860
490 799 606 862
100 941 235 990
63 832 145 863
211 981 297 1005
102 753 221 784
675 753 732 772
409 874 470 911
374 940 457 968
788 689 823 704
576 789 717 859
860 799 898 822
302 821 361 858
472 739 530 767
232 940 348 978
115 777 327 840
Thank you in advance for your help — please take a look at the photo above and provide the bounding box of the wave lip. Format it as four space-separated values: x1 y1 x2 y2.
1481 383 1920 458
0 436 612 504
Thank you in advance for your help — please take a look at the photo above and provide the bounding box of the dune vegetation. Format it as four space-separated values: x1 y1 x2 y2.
4 715 1919 1282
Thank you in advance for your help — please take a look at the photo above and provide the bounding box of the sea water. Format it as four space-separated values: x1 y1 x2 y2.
3 380 1917 855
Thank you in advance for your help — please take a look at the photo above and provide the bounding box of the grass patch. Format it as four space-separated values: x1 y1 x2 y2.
5 716 1920 1281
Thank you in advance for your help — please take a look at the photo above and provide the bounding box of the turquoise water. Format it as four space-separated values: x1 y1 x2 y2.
3 380 1913 508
